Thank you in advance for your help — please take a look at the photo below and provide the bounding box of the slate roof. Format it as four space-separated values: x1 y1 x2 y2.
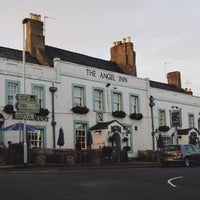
0 45 124 74
90 121 115 130
0 46 40 64
177 128 199 135
150 80 188 94
0 45 190 95
90 120 125 130
45 46 124 73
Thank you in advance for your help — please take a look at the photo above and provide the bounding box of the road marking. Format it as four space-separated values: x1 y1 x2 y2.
167 176 183 188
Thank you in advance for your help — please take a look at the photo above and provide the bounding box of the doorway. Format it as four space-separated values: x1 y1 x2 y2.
111 132 121 162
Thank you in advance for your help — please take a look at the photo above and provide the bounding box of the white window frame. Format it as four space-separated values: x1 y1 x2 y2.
113 92 121 111
159 110 166 126
27 130 43 148
33 86 44 108
73 86 84 107
8 82 18 105
130 95 139 113
188 114 195 128
75 123 87 149
94 89 103 110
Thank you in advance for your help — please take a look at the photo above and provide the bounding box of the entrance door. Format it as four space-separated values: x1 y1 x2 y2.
112 132 121 162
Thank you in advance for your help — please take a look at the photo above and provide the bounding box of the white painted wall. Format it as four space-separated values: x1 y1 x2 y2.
0 57 200 158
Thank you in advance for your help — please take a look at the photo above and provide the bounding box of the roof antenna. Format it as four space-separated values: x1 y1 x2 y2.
44 16 58 37
164 62 171 80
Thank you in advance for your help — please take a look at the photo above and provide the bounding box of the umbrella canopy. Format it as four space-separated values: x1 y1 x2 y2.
87 128 93 146
2 121 39 132
57 127 65 147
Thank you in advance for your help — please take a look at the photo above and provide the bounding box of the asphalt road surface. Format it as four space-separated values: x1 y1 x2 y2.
0 166 200 200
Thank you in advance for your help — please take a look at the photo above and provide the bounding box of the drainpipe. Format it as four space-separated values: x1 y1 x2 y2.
149 95 155 151
49 85 57 148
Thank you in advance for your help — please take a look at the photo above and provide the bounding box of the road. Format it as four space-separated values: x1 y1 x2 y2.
0 166 200 200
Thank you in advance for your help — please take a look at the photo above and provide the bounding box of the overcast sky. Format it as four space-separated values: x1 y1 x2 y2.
1 0 200 96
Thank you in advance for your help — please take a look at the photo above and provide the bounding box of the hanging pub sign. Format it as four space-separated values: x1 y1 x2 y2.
170 109 182 127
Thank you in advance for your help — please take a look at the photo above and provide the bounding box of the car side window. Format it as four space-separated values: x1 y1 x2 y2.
184 145 189 152
191 145 200 152
185 145 194 153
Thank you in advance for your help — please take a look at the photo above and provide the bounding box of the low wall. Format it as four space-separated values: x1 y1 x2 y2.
137 150 157 161
30 148 102 166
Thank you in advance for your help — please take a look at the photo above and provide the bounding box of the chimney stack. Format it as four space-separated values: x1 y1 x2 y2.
167 71 182 88
25 13 52 67
26 13 44 57
110 37 137 76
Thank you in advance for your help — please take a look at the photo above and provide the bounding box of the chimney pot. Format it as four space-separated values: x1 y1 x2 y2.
127 36 131 42
37 15 41 21
123 38 126 43
29 13 33 19
29 13 41 21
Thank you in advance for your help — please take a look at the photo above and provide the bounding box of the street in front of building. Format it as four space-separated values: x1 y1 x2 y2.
0 166 200 200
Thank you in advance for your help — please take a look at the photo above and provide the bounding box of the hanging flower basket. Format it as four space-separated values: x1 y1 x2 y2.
112 110 126 118
158 125 170 132
129 113 143 120
71 106 89 114
3 105 14 114
38 108 50 116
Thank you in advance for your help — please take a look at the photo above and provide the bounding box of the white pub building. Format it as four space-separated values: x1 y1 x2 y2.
0 13 200 159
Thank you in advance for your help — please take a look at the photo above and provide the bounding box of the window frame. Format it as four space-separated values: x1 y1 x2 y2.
158 109 166 126
27 126 46 148
111 90 124 112
188 113 195 128
73 120 89 150
129 93 140 114
5 79 21 105
31 84 46 108
72 84 86 107
92 87 105 112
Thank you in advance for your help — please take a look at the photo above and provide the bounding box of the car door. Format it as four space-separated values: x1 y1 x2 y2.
188 145 200 163
191 145 200 163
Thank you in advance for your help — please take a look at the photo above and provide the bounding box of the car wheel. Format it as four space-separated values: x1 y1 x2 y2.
184 157 190 167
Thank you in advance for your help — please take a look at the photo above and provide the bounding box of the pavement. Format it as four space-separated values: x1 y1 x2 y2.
0 161 161 170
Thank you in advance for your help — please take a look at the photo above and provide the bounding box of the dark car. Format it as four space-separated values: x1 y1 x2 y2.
160 144 200 167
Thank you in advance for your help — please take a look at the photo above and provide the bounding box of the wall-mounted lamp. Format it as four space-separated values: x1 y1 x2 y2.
95 130 102 135
106 83 111 87
171 106 179 110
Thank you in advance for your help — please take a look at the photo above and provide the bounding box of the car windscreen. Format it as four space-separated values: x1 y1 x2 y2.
164 145 180 152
